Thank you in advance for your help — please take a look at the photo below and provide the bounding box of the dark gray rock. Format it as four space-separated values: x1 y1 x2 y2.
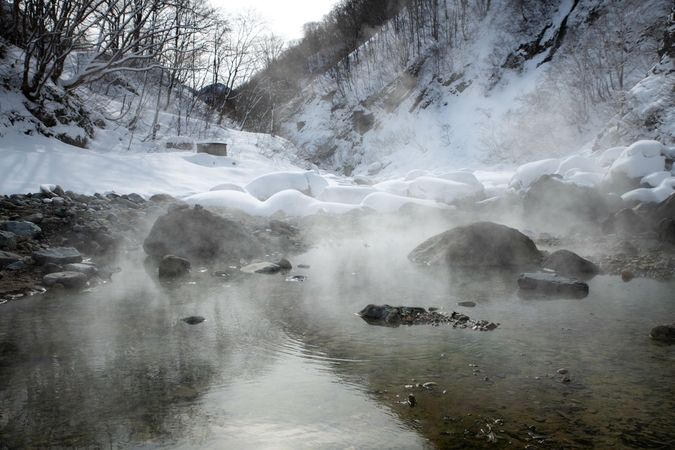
658 217 675 245
0 231 17 249
158 255 191 278
1 220 42 238
601 208 650 235
32 247 83 266
648 192 675 224
0 251 22 268
5 260 28 270
241 262 281 274
43 271 89 288
408 222 542 267
144 206 264 262
358 304 427 324
182 316 206 325
650 322 675 342
524 175 611 231
269 219 295 235
23 213 43 224
41 263 64 275
276 258 293 269
126 193 146 204
167 203 189 213
518 273 589 297
541 250 599 277
145 205 167 219
65 263 98 279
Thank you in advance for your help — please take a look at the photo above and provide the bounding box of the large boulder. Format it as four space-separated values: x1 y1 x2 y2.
523 175 613 231
541 250 599 277
143 205 264 262
518 273 589 297
408 222 542 267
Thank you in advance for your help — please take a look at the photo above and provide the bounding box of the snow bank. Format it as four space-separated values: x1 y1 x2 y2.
315 186 378 204
596 147 626 167
622 178 675 204
210 183 247 193
244 171 329 201
408 176 477 204
360 192 452 213
372 180 409 196
607 140 666 179
510 159 559 188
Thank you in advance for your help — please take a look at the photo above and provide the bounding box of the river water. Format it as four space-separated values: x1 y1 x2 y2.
1 228 674 449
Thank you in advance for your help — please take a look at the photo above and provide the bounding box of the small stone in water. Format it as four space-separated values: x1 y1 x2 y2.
408 394 417 407
458 301 476 307
297 264 310 269
621 268 634 281
557 368 568 374
182 316 206 325
561 376 571 383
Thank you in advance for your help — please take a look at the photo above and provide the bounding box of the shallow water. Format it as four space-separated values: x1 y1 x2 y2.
1 232 674 449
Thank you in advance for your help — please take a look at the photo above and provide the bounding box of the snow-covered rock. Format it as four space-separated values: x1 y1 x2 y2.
510 159 559 189
315 186 379 204
244 171 329 201
408 176 478 205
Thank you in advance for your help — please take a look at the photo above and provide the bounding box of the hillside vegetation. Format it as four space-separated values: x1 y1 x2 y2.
233 0 674 175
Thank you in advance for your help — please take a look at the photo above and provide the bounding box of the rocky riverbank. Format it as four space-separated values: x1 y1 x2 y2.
2 185 675 302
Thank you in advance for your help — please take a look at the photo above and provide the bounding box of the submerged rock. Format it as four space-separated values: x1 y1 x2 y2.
518 273 589 298
541 250 599 277
408 222 542 267
143 205 264 262
158 255 191 278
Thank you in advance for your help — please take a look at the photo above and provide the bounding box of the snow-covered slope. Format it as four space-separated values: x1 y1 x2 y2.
276 0 670 178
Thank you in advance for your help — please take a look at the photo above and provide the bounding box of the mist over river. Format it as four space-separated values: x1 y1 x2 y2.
1 220 674 449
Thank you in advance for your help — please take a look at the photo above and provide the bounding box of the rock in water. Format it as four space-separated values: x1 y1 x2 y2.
518 273 589 298
241 262 281 274
358 304 427 324
541 250 599 277
408 222 542 267
143 206 264 262
182 316 206 325
650 322 675 342
158 255 191 278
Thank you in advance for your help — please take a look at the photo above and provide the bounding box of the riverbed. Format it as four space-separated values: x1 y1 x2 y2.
1 229 674 449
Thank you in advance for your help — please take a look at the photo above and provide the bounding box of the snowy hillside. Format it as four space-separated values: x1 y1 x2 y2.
275 0 671 177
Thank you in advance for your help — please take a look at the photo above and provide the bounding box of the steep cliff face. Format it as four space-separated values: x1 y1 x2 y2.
276 0 670 176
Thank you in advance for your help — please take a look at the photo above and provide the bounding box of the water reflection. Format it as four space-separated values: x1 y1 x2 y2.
0 236 674 449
